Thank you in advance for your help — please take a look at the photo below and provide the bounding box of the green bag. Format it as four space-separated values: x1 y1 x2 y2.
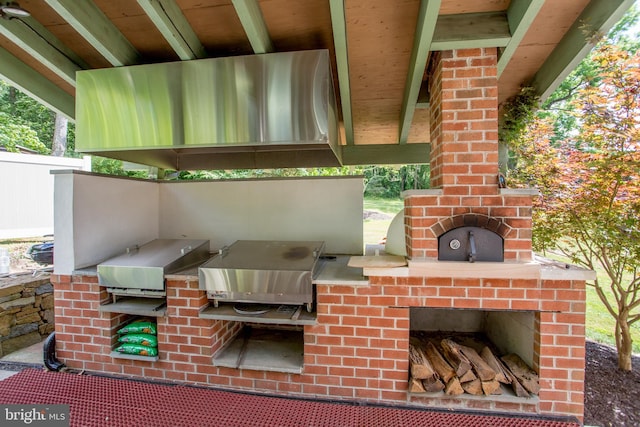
115 343 158 357
117 321 157 335
117 333 158 347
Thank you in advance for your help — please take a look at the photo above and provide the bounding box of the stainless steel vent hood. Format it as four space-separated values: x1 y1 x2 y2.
75 50 341 170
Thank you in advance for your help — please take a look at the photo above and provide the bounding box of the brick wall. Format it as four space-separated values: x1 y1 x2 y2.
52 273 585 421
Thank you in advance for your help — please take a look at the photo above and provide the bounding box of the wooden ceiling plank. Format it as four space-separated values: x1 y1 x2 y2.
44 0 140 66
136 0 207 60
399 0 441 144
530 0 635 101
497 0 544 78
329 0 353 146
231 0 273 54
431 11 511 50
0 16 87 87
341 143 430 166
0 47 75 119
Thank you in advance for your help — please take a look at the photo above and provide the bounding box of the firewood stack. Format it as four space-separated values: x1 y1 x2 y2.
408 335 539 397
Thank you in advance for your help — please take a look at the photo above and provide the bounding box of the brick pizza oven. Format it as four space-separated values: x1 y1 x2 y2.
51 47 590 423
389 48 588 417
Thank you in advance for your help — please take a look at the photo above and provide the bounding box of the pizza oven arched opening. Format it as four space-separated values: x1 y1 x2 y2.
438 226 504 262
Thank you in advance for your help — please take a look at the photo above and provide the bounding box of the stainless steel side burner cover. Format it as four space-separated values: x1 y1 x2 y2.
198 240 325 308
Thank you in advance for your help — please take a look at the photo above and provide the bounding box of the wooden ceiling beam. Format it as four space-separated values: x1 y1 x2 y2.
329 0 353 146
0 47 75 120
341 143 430 166
530 0 635 101
431 12 511 51
136 0 207 60
497 0 544 78
399 0 441 144
0 16 87 87
44 0 140 66
231 0 273 54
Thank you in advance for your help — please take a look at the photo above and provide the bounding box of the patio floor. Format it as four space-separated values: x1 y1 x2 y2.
0 367 583 427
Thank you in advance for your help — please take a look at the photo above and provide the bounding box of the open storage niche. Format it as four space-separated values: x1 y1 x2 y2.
199 302 316 326
109 313 160 362
212 324 304 374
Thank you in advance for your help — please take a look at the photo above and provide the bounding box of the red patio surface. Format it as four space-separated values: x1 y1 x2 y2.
0 368 581 427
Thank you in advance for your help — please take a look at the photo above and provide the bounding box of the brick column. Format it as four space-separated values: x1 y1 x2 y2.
428 48 499 195
405 48 532 261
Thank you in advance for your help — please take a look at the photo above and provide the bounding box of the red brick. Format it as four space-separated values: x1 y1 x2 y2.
453 298 481 309
510 300 539 311
496 289 525 299
480 299 509 309
342 336 368 347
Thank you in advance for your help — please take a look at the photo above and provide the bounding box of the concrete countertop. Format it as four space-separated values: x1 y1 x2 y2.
313 256 368 286
74 253 592 283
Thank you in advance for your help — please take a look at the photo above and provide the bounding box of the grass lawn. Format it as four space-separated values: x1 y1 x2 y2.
363 197 640 354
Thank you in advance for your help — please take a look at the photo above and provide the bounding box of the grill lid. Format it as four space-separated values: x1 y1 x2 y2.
206 240 325 271
98 238 210 290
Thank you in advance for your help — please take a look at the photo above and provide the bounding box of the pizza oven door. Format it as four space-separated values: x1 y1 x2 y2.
438 226 503 262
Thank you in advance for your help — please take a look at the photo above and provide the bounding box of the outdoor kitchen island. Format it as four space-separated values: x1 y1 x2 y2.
50 173 590 423
53 249 590 421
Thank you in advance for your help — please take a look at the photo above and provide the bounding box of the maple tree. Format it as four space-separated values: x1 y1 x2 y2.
510 42 640 371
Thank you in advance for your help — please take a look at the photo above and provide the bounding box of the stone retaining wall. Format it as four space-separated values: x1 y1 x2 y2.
0 275 54 357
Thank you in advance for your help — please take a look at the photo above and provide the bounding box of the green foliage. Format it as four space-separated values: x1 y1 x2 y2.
362 165 429 198
91 157 148 179
0 112 50 154
170 167 356 181
0 79 75 154
499 86 540 148
165 164 429 198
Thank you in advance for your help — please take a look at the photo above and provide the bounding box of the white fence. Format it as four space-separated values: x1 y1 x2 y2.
0 151 90 239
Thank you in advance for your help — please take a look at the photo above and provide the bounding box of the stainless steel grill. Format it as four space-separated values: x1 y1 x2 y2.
98 238 210 293
198 240 325 312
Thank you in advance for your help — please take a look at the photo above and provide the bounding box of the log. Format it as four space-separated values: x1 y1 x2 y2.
444 377 464 396
503 364 529 398
461 378 483 395
481 380 502 396
409 339 437 380
458 369 477 383
440 339 472 377
501 354 540 394
458 344 496 382
422 378 445 393
480 346 509 384
409 377 425 393
424 341 456 383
